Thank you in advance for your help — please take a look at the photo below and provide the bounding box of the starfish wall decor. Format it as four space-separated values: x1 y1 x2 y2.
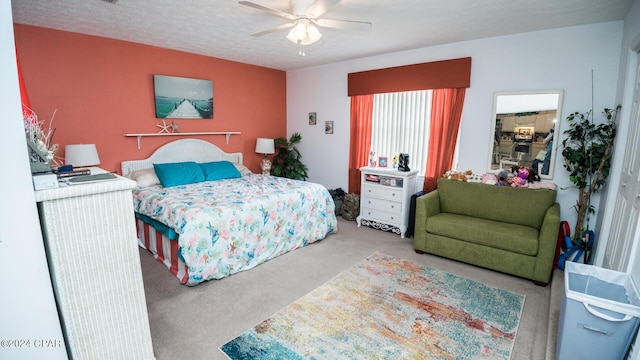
157 120 179 134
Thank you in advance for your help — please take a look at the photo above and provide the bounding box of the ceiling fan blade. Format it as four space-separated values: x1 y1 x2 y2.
305 0 341 18
313 18 372 31
250 23 295 37
238 1 296 20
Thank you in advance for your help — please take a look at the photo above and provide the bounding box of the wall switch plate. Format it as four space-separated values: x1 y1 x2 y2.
33 173 59 190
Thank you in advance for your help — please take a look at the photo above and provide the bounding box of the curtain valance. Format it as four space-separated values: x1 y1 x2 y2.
347 57 471 96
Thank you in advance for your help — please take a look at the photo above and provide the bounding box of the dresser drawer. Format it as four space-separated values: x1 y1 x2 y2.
360 207 402 225
361 183 403 201
361 196 402 214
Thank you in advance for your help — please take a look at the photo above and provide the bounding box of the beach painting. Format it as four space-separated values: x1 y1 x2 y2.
154 74 213 119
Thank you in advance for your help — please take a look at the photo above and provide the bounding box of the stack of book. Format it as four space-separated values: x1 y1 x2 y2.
55 167 91 179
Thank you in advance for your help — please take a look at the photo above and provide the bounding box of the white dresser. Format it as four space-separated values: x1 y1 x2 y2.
357 166 418 238
35 171 155 360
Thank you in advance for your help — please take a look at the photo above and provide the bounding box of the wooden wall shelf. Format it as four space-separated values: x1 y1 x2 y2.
124 132 241 149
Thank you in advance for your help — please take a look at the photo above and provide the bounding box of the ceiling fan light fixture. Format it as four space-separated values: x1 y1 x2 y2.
239 0 372 57
305 23 322 43
286 19 322 45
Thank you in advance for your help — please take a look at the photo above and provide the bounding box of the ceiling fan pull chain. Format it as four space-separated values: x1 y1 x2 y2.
299 42 306 56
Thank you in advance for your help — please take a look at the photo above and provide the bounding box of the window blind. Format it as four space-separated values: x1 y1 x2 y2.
371 90 432 175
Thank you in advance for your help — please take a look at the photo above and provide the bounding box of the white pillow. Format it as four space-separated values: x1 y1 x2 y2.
126 168 161 187
234 163 254 176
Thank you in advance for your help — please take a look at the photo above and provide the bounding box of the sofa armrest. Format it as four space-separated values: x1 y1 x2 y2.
413 190 440 251
533 202 561 283
417 190 441 219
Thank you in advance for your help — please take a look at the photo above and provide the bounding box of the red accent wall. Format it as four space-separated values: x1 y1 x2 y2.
13 24 286 174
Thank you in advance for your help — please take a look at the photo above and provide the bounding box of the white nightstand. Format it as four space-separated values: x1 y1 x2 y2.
357 166 418 238
34 169 155 359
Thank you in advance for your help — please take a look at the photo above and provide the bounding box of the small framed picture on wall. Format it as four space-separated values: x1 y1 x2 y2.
378 157 388 167
325 121 334 134
309 112 317 125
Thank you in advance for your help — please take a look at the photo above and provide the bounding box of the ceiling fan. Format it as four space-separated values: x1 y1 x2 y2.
238 0 372 55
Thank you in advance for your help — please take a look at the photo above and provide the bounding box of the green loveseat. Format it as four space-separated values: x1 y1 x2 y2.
414 178 560 285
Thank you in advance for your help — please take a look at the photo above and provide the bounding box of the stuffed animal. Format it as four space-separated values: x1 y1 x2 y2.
511 176 527 187
511 167 530 187
509 165 540 182
496 170 509 186
452 173 467 181
443 171 467 181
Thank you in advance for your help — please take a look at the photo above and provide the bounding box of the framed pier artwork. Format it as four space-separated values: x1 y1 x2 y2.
153 74 213 119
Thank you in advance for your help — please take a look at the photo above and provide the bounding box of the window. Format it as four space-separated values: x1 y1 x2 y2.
370 90 432 175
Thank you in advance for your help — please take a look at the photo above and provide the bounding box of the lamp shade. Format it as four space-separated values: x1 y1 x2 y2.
286 20 322 45
255 138 275 155
65 144 101 167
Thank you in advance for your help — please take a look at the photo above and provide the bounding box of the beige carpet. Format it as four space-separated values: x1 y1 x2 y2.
138 217 563 360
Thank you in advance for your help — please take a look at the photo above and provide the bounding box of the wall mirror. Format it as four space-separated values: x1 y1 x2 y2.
488 90 564 179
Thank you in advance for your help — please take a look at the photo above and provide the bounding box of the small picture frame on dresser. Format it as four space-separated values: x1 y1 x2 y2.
378 157 388 167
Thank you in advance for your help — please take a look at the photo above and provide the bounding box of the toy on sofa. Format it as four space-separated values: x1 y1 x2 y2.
496 170 509 186
442 170 468 181
510 166 530 187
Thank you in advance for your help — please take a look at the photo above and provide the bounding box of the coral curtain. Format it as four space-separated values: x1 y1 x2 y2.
348 95 374 194
16 49 35 124
423 88 466 192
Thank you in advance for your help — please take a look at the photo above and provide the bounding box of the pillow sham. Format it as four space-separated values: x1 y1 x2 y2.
153 161 205 187
126 168 161 187
199 161 242 181
234 163 254 176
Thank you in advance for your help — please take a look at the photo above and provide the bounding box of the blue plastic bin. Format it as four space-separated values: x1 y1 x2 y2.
556 262 640 360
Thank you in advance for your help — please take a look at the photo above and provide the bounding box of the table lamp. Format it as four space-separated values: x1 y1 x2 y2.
255 138 275 175
65 144 101 168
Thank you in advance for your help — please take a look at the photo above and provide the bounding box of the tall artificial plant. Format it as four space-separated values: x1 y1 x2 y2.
271 132 309 181
561 105 619 242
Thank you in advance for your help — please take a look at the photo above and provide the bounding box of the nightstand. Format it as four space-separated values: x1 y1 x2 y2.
357 166 418 238
34 169 155 359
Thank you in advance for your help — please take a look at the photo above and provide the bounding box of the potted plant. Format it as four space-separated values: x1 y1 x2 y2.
271 132 309 180
561 105 620 244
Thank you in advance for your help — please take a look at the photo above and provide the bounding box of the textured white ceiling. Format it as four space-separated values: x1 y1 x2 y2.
11 0 634 71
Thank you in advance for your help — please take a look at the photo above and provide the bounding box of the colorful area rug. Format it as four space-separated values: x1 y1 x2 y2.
220 252 525 359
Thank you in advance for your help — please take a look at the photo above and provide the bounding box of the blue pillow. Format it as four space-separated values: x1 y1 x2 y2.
198 161 242 181
153 162 205 187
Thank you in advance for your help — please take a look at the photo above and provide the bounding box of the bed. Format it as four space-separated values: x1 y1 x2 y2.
122 139 337 286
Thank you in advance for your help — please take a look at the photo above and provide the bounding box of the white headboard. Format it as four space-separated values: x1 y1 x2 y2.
121 139 243 176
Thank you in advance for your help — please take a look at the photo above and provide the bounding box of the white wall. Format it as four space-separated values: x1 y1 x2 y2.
0 3 67 359
287 21 623 229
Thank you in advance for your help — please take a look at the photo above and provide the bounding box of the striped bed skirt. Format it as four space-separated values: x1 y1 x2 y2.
136 218 189 284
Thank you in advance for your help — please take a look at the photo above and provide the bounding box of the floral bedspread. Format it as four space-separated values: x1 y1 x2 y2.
132 174 337 285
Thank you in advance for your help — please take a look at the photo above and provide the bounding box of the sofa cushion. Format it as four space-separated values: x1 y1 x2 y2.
426 213 539 256
436 178 556 229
